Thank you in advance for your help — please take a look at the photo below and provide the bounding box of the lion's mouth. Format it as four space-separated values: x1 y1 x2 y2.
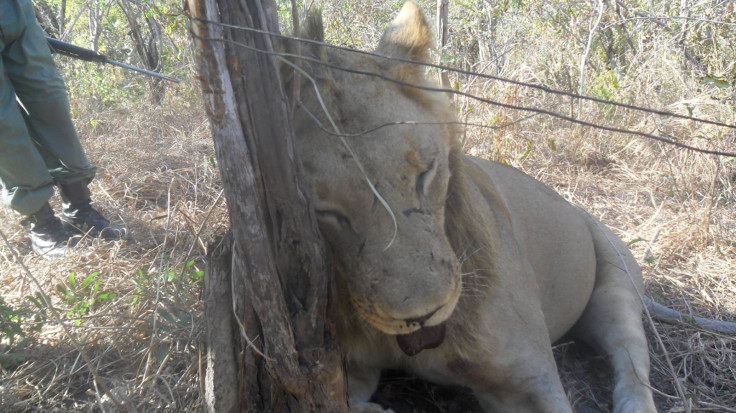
396 322 447 356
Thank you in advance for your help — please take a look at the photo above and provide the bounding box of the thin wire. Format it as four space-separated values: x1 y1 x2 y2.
602 16 736 30
190 31 736 158
612 0 736 28
297 104 538 138
190 16 736 132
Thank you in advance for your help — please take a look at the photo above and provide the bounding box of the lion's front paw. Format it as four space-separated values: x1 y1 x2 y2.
349 401 395 413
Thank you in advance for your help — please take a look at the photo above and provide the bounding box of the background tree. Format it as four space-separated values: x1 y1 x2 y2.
117 0 166 103
32 0 186 106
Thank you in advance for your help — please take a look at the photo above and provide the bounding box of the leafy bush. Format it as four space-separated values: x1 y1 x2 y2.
56 272 116 325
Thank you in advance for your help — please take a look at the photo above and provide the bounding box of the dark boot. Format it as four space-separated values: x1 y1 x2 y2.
21 202 77 259
58 181 126 240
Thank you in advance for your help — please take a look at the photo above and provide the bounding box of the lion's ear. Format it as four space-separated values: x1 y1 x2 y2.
282 7 327 62
281 8 327 90
300 8 326 54
376 1 433 64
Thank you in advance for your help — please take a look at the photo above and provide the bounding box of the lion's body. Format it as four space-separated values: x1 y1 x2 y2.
288 3 656 412
464 158 599 339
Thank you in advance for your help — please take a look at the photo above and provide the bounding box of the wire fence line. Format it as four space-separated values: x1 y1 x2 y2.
298 103 540 138
189 17 736 158
192 17 736 130
601 16 736 31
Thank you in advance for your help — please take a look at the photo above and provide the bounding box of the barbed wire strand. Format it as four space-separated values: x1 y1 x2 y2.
190 16 736 132
189 31 736 158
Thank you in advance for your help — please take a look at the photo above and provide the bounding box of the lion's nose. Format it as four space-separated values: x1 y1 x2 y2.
404 305 442 327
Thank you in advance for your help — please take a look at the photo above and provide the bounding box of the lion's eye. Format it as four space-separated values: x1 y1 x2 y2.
416 159 438 197
316 209 353 230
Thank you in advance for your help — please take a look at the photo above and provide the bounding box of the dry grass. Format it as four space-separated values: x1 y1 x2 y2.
1 0 735 412
0 85 225 411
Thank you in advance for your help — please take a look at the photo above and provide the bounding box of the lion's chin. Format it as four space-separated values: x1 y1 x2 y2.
395 322 447 356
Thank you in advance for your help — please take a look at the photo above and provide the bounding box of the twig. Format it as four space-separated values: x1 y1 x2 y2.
645 298 736 335
579 0 605 116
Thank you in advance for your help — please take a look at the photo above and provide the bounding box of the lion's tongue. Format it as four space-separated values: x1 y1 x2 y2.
396 322 446 356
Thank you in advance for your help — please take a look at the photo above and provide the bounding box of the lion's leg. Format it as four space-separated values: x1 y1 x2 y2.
346 362 394 413
573 281 655 412
449 309 574 412
573 223 656 413
473 365 573 413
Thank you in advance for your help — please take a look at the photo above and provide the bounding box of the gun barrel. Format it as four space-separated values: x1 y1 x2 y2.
46 37 180 83
47 37 106 63
107 59 181 83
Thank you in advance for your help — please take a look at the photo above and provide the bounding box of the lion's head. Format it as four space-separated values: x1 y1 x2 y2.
287 2 488 354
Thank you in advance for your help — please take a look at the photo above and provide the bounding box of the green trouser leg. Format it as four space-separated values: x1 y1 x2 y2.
0 0 96 216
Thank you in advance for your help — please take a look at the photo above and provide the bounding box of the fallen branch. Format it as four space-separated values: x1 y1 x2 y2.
645 298 736 335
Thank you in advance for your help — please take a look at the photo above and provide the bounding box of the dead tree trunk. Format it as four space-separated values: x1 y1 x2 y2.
186 0 348 411
117 0 166 104
436 0 451 92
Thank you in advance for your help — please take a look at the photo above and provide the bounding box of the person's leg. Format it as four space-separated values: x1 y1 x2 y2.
0 74 55 216
0 9 56 217
4 0 97 186
0 2 79 259
5 0 124 240
0 60 75 259
57 180 126 240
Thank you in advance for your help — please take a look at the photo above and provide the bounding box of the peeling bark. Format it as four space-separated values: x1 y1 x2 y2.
187 0 348 411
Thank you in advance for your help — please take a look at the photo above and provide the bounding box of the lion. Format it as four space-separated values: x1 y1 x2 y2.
286 2 657 412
